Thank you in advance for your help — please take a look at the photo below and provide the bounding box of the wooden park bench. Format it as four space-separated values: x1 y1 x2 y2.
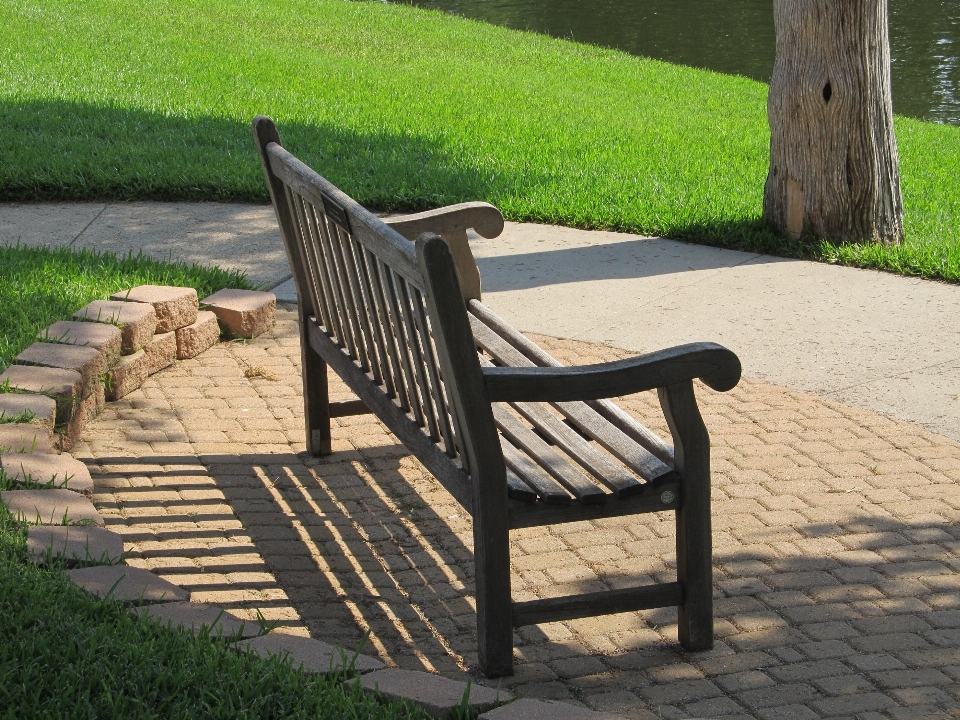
253 116 742 677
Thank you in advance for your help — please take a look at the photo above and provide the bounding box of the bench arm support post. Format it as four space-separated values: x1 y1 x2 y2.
659 381 714 650
386 203 504 302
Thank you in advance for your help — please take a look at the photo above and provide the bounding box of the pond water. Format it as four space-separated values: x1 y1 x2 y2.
390 0 960 126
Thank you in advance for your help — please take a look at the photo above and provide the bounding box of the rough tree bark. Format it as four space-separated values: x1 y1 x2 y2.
764 0 904 244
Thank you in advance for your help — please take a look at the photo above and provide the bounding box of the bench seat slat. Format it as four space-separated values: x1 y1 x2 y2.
469 312 675 485
469 300 675 465
511 401 644 498
500 436 572 505
505 469 538 503
493 405 609 504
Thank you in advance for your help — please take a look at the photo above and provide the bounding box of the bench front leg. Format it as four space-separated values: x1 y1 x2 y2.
658 380 713 651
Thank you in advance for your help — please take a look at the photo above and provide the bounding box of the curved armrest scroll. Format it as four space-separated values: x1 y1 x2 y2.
482 342 741 402
383 202 504 239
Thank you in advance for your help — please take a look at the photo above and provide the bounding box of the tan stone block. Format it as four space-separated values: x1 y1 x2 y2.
62 384 105 450
134 601 258 637
0 489 102 525
69 565 187 605
105 350 149 401
42 320 122 367
236 632 384 673
27 525 124 565
175 311 220 359
15 342 105 399
202 289 276 339
143 331 176 375
0 423 55 454
0 394 56 433
74 300 157 354
111 285 199 332
351 669 509 720
0 364 83 424
0 453 93 493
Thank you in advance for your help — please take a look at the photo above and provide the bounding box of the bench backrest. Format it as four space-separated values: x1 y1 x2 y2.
252 117 485 496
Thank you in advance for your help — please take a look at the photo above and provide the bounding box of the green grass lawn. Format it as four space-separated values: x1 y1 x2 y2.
0 508 429 719
1 0 959 281
0 244 250 373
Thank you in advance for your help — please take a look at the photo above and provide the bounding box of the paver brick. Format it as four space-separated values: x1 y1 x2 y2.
74 300 157 354
175 311 221 359
202 289 276 339
70 565 187 604
479 698 620 720
0 423 55 454
16 342 105 399
0 489 102 525
352 669 508 720
106 350 149 401
0 393 57 433
111 285 199 333
0 364 82 424
134 601 258 638
27 525 124 565
236 632 384 673
0 452 93 493
42 320 122 367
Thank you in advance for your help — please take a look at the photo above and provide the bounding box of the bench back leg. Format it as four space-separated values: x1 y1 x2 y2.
659 381 714 651
300 307 333 456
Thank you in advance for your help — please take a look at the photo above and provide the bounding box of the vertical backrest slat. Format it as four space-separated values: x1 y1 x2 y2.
397 279 441 441
331 223 371 371
342 231 383 384
385 268 427 427
299 198 336 332
371 257 410 411
320 214 361 361
412 288 458 457
310 205 349 347
359 246 399 399
283 187 325 324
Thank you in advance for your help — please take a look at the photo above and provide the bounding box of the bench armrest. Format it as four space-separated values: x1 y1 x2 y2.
383 203 504 302
482 342 741 402
383 202 505 240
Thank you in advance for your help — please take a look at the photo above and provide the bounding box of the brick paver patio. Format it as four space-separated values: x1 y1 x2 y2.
73 307 960 719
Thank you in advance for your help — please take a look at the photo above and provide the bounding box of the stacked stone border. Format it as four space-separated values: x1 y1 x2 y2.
0 285 620 720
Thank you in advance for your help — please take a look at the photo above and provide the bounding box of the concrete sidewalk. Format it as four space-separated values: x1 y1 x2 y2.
3 201 959 440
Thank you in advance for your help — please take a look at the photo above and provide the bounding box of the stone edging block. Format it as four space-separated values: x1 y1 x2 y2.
16 342 105 399
134 601 259 639
106 350 149 401
0 452 93 494
111 285 199 333
0 394 57 434
42 320 122 367
236 633 384 674
143 331 177 375
0 423 55 454
479 699 622 720
0 489 103 525
0 364 82 425
202 289 276 339
68 565 188 605
176 311 220 359
74 300 157 355
350 668 510 720
27 525 124 565
63 385 105 451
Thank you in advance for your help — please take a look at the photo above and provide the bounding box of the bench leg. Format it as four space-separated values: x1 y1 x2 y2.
474 513 514 678
300 310 332 456
659 381 713 651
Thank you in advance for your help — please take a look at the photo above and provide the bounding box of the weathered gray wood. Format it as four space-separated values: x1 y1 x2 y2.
416 234 513 678
330 225 372 372
306 319 473 512
499 436 572 505
397 281 441 441
660 381 713 651
483 342 741 402
512 582 683 627
412 288 457 456
468 312 674 482
493 405 609 504
468 301 676 464
369 256 409 410
383 268 426 428
506 469 537 503
507 478 681 529
329 400 371 418
357 245 397 398
345 236 384 385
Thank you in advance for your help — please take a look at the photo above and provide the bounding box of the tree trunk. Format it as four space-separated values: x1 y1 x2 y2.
764 0 904 244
